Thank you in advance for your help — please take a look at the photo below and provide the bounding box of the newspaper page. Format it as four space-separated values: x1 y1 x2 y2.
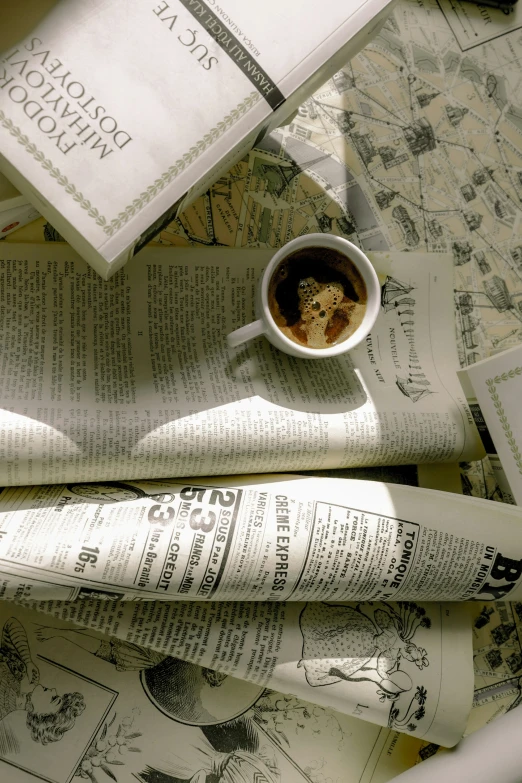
457 365 516 505
458 345 522 506
437 0 522 50
31 595 472 748
0 599 430 783
0 244 482 486
1 474 522 603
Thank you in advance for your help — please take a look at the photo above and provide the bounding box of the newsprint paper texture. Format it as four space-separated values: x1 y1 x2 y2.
2 474 522 604
4 597 522 782
0 244 483 486
3 570 522 780
28 595 471 749
0 599 429 783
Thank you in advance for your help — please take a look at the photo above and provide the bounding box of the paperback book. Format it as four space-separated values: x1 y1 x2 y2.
0 0 394 277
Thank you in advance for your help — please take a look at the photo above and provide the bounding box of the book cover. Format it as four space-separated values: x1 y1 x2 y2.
0 170 40 235
0 169 27 211
458 344 522 505
0 202 40 236
0 0 395 278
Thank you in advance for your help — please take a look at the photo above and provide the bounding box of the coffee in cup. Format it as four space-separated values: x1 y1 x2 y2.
267 246 367 349
226 234 380 360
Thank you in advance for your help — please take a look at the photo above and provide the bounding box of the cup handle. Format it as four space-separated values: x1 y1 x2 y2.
227 319 265 348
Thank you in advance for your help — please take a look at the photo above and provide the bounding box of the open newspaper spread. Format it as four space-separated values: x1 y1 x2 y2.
0 598 445 783
0 244 483 485
26 595 471 749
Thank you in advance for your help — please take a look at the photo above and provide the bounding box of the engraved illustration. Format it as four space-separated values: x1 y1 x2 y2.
66 482 176 505
297 601 431 724
395 376 435 403
392 206 420 247
470 601 522 728
380 276 416 312
0 617 85 746
139 742 280 783
34 628 264 727
76 588 127 602
0 618 116 783
33 628 354 782
75 709 142 781
137 692 348 782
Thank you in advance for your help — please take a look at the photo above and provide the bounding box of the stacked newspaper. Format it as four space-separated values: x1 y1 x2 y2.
0 241 521 782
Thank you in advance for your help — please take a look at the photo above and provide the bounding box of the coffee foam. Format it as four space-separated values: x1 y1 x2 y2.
268 247 368 350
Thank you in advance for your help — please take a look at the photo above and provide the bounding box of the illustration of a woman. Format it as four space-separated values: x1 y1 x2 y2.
34 627 262 726
0 617 85 745
298 602 430 701
35 628 280 781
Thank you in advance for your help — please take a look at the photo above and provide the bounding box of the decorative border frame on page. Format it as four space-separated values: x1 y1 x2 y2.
485 365 522 478
0 90 259 238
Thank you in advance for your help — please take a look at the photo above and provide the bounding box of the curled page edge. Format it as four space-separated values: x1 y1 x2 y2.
386 703 522 783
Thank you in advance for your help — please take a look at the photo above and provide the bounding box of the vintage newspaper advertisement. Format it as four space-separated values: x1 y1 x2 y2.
0 244 482 486
0 599 431 783
31 595 472 747
1 474 522 603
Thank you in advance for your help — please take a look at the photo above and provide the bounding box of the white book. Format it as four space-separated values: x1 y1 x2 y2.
458 344 522 505
0 202 40 236
0 0 394 278
0 169 28 211
0 170 40 235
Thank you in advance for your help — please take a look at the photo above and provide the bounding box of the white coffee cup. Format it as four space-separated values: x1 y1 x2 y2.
226 234 380 359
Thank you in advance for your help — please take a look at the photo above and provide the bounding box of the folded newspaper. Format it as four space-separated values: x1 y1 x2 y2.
2 469 522 757
0 464 483 782
0 244 496 777
0 244 483 485
2 474 522 604
0 598 450 783
2 593 520 781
